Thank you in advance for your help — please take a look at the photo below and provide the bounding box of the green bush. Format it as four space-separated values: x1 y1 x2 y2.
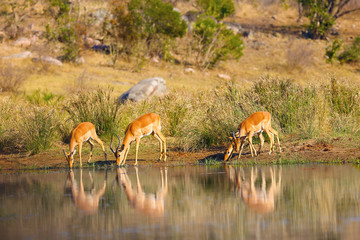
197 0 235 20
325 39 342 63
105 0 186 62
338 37 360 64
45 0 82 62
325 37 360 64
298 0 335 39
192 16 243 68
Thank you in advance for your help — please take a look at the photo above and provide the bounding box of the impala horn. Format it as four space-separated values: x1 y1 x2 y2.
63 149 68 158
110 134 121 153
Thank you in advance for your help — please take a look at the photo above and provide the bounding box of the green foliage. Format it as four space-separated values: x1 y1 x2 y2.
64 88 121 137
338 37 360 64
197 0 235 20
298 0 335 39
26 89 63 106
45 0 81 62
325 39 342 63
105 0 186 62
325 37 360 64
192 16 244 68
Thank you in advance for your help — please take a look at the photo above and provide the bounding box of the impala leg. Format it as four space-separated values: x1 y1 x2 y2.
154 131 167 162
134 138 141 166
78 142 83 167
265 129 274 155
152 132 163 161
87 140 94 163
258 133 265 155
237 141 245 160
269 126 281 153
122 147 130 166
248 132 257 157
93 135 107 161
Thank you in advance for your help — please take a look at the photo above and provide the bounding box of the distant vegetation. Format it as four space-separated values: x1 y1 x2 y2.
1 78 359 154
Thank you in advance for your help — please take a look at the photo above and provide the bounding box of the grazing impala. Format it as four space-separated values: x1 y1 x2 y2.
224 111 281 161
110 113 166 166
226 166 282 213
63 122 107 168
116 167 168 217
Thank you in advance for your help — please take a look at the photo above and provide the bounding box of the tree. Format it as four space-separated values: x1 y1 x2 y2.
105 0 187 63
298 0 360 39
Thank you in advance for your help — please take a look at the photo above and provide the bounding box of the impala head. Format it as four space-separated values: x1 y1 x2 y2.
110 134 123 166
63 149 76 168
224 131 237 161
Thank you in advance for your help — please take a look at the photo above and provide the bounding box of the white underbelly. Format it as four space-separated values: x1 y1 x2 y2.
140 131 153 138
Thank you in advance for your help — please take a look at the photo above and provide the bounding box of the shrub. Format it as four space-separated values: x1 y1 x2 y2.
286 41 314 71
298 0 359 39
105 0 187 63
325 39 342 63
45 0 82 62
338 37 360 64
0 62 27 92
197 0 235 20
192 16 244 68
325 37 360 64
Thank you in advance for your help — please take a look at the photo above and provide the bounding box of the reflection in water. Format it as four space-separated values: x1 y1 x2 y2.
116 167 168 217
0 165 360 240
65 169 106 215
227 166 282 213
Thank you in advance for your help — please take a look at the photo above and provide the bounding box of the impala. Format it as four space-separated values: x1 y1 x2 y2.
63 122 107 168
116 167 168 217
110 113 166 166
224 111 281 161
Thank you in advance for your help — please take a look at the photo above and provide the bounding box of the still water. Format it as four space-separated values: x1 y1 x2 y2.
0 165 359 240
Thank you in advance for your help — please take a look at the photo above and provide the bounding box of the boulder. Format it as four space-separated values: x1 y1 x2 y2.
13 37 32 47
32 56 63 66
118 77 167 103
2 51 32 59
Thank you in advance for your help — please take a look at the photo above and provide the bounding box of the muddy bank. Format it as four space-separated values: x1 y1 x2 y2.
0 139 360 171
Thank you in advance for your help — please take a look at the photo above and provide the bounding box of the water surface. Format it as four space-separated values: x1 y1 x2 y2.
0 165 359 239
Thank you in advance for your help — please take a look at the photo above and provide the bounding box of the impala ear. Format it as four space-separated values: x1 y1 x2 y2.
72 149 77 156
228 136 234 140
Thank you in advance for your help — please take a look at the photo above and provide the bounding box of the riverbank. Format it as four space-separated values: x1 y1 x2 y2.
1 137 359 171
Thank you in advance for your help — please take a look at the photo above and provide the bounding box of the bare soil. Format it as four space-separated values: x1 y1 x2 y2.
1 138 359 171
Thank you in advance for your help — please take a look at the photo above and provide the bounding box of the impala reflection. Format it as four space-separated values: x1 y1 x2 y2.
116 167 168 217
227 166 282 213
65 169 107 215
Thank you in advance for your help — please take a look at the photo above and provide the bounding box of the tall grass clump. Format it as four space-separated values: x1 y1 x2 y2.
21 107 60 154
64 88 121 137
326 78 360 135
0 97 60 154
